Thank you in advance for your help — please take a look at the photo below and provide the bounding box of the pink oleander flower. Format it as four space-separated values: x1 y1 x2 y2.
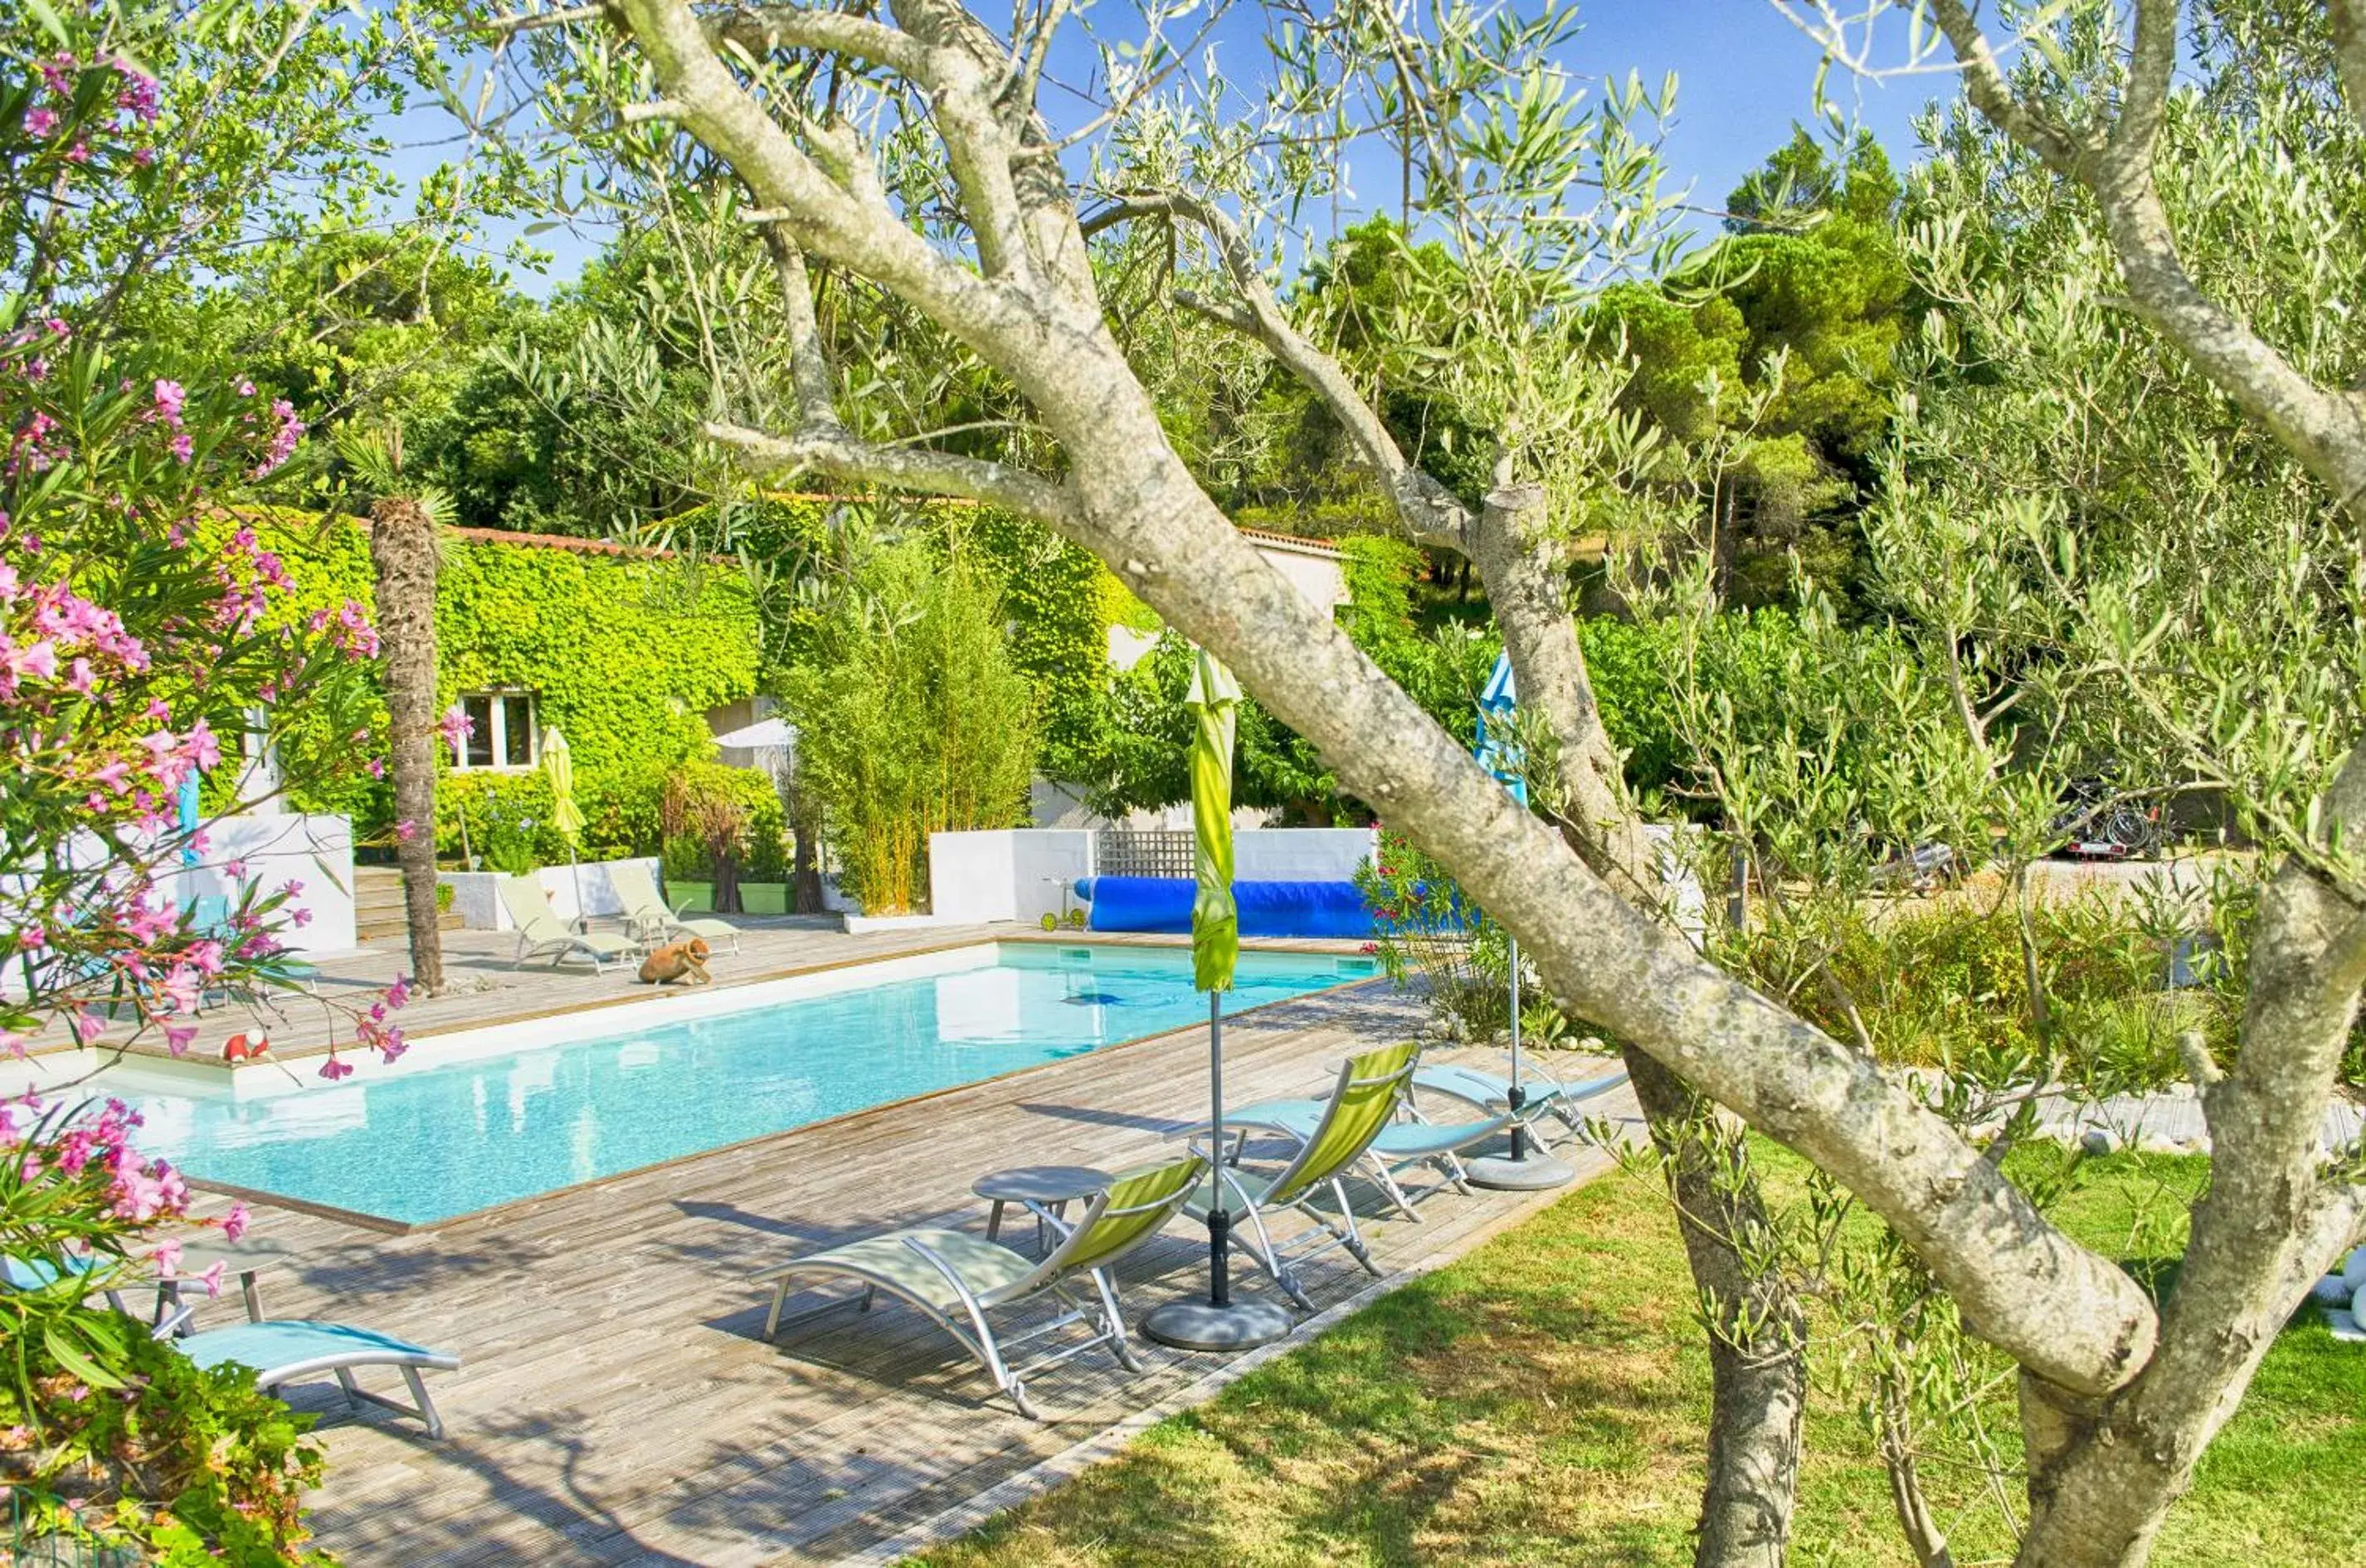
318 1054 353 1082
197 1261 226 1298
111 61 160 124
151 1239 182 1274
0 1032 25 1060
394 819 416 843
152 379 186 426
366 757 385 779
111 1160 188 1222
438 704 475 762
184 718 221 772
222 1202 250 1242
62 142 90 165
163 1023 197 1056
168 431 193 464
385 974 413 1009
22 106 58 138
223 859 247 879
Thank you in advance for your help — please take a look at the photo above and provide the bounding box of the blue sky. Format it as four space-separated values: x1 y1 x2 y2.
416 1 1945 296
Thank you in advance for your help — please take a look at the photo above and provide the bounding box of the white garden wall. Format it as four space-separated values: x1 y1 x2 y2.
178 813 360 956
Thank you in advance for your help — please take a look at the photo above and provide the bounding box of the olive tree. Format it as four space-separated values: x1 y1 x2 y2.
479 0 2359 1562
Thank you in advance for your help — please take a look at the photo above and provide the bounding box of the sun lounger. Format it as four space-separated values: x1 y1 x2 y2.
1212 1094 1515 1220
755 1153 1205 1419
1412 1060 1628 1148
3 1251 134 1317
178 1320 460 1439
496 875 639 972
606 862 741 954
1185 1040 1420 1312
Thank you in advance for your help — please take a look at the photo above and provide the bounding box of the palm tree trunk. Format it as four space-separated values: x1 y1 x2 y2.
366 499 445 995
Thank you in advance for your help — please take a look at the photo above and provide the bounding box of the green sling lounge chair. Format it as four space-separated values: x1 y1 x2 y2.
178 1321 460 1439
1185 1040 1421 1312
1212 1093 1516 1221
753 1152 1205 1419
606 862 742 955
496 875 640 972
1411 1060 1628 1150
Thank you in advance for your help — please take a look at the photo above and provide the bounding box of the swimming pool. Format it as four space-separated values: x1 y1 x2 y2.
117 942 1374 1227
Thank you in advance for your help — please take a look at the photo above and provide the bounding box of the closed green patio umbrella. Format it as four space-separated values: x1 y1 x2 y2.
543 726 588 931
1142 650 1293 1351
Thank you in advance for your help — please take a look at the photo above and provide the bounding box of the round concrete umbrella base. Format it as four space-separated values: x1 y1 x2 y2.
1140 1298 1295 1352
1463 1152 1577 1191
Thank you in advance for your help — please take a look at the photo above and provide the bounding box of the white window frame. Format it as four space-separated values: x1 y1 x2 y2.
455 689 541 772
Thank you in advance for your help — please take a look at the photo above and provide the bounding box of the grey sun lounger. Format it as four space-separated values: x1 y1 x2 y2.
1184 1040 1420 1312
178 1320 461 1439
606 862 742 955
754 1153 1205 1419
497 875 640 972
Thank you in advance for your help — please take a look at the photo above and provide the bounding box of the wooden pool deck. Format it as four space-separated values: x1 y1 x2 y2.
168 952 1637 1566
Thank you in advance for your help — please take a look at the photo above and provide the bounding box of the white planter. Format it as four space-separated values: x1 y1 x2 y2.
840 912 948 934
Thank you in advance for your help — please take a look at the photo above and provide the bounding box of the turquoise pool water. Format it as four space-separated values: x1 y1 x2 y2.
124 944 1372 1226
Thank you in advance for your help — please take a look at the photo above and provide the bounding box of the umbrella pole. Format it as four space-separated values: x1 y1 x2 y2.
1142 976 1290 1350
1207 991 1229 1307
1465 929 1576 1191
568 845 585 933
1506 936 1526 1161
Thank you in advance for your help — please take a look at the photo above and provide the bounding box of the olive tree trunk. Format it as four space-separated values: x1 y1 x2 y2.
1473 485 1808 1568
365 499 445 996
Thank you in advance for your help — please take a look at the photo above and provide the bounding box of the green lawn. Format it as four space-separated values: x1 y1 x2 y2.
918 1151 2362 1567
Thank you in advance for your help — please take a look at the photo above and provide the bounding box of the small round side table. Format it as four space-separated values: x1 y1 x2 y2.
971 1165 1112 1256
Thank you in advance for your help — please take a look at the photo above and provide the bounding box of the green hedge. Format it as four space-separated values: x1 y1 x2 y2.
230 511 772 864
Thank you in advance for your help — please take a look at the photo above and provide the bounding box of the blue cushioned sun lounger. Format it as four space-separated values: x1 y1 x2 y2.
180 1320 460 1439
1411 1062 1628 1148
1216 1097 1514 1220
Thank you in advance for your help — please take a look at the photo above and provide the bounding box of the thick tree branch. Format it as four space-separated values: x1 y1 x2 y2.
2019 743 2366 1559
1926 0 2091 171
2110 0 2179 157
1932 0 2366 520
711 4 942 81
705 420 1074 518
758 225 842 430
2328 0 2366 135
1090 190 1477 550
615 0 1044 356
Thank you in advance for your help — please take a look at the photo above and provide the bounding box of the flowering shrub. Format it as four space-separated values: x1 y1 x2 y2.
1 1097 327 1564
1352 828 1516 1040
2 32 422 1564
1 49 399 1069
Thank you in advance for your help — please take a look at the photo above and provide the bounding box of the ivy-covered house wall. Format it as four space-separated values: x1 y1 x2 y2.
224 511 773 868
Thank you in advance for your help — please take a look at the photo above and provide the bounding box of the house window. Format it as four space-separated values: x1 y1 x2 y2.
458 691 539 771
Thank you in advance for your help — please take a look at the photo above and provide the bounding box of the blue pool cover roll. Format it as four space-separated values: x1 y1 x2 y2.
1073 876 1375 939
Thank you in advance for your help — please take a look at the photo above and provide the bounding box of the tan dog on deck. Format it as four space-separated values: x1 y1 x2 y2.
637 937 713 986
